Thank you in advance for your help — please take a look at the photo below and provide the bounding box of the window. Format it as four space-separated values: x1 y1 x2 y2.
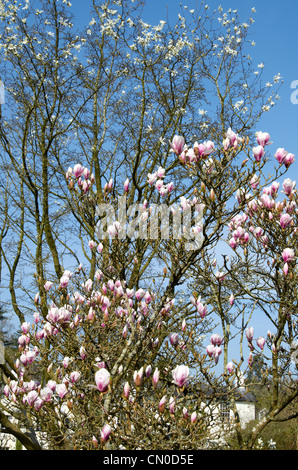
220 401 230 423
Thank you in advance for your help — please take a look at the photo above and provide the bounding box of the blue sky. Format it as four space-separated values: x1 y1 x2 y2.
71 0 298 182
70 1 296 184
143 0 298 175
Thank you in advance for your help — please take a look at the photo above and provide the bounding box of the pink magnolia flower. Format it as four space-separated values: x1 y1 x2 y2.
95 368 110 392
282 248 295 263
191 411 197 424
33 311 40 324
18 334 30 348
82 180 91 194
100 423 111 443
80 346 87 360
47 380 57 392
256 131 270 146
92 436 98 448
250 174 260 189
144 291 152 304
169 332 179 346
196 298 207 318
124 178 129 192
63 356 70 369
152 368 160 388
226 127 238 146
206 344 215 357
170 135 185 155
70 371 81 384
195 141 214 158
155 179 164 191
257 336 266 350
270 181 280 196
282 178 296 196
172 365 189 388
223 137 230 151
283 152 295 168
254 227 263 239
167 182 174 193
44 281 53 292
133 367 144 387
83 167 90 179
213 346 222 364
56 383 68 399
135 288 145 301
157 167 165 178
226 361 234 374
253 145 265 162
40 387 53 402
259 193 274 209
123 382 130 399
280 213 292 229
169 396 175 414
59 275 70 289
275 148 287 164
21 322 30 334
159 395 166 413
73 164 85 178
158 185 168 197
210 333 223 346
246 327 254 342
88 240 97 250
283 262 289 276
229 237 237 249
27 390 39 407
83 279 93 293
147 172 157 185
215 271 226 282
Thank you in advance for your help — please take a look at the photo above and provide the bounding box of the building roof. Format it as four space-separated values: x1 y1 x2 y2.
234 386 257 403
183 383 257 404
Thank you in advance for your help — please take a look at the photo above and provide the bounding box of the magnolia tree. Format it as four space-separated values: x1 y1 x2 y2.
0 0 297 451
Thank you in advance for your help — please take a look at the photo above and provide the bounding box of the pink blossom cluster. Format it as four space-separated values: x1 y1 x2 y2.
228 213 250 249
4 365 81 412
206 334 223 364
170 134 215 164
245 327 266 354
190 295 208 318
223 127 243 151
121 364 197 423
274 148 295 168
229 177 297 266
147 166 174 197
252 131 271 162
7 272 184 421
66 164 95 194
